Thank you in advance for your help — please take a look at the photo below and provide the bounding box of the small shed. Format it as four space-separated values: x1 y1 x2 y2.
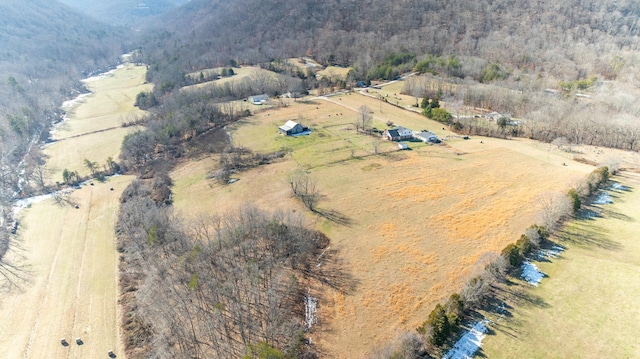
398 142 409 150
248 94 269 105
279 120 307 136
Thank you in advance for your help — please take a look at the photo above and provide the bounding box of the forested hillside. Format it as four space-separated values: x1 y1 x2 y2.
58 0 191 26
0 0 125 257
139 0 640 84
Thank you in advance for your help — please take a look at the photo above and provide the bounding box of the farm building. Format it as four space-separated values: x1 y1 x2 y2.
414 130 439 143
279 120 308 136
248 94 268 105
384 126 413 141
397 142 409 150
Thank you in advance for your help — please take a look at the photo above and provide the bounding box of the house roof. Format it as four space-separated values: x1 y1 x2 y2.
395 126 412 136
415 130 436 139
279 120 299 131
386 129 400 138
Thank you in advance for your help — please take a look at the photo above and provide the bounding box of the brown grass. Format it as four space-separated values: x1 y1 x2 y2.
169 91 600 358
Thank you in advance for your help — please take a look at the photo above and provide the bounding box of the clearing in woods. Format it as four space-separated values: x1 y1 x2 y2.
479 171 640 358
0 63 146 358
170 90 598 358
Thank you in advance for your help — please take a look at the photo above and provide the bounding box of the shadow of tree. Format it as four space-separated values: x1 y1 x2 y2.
555 221 621 251
313 208 354 226
303 246 358 295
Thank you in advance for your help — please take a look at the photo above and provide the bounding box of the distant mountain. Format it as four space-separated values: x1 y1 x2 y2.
57 0 191 26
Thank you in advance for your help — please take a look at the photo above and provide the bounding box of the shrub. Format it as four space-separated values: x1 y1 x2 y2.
567 188 581 213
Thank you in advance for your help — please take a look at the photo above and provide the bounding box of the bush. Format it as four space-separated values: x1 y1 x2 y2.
567 188 581 213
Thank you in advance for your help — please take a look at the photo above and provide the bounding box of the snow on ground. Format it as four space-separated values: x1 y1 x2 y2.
610 182 629 191
305 288 318 330
521 261 545 286
593 192 613 204
536 245 565 260
61 92 91 110
443 320 490 359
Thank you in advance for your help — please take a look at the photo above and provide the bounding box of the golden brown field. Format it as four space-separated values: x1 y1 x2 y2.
0 64 146 359
170 92 596 357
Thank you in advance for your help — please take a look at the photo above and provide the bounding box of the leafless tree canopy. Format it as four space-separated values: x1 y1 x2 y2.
116 180 340 358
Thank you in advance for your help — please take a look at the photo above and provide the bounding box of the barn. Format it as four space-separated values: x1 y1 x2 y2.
279 120 308 136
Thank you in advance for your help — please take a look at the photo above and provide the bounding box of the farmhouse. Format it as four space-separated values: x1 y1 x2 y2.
384 126 413 141
279 120 308 136
248 94 268 105
414 130 439 143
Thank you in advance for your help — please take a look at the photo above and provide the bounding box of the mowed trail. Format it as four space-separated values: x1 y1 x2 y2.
0 63 147 359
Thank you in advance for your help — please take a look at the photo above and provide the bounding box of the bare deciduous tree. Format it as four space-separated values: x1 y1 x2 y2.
536 190 572 230
355 105 373 133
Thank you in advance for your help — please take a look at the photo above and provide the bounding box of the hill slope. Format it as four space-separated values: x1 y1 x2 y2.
139 0 640 81
57 0 191 26
0 0 126 238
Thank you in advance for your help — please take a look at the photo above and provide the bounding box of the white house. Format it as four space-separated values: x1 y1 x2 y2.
384 126 413 141
248 94 269 105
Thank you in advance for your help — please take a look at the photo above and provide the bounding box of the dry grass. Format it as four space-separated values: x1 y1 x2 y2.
0 64 146 358
53 64 150 140
480 171 640 358
181 66 275 92
0 176 133 359
44 64 149 185
169 92 599 358
44 126 141 184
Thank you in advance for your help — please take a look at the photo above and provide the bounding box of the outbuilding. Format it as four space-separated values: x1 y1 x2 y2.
279 120 308 136
248 94 269 105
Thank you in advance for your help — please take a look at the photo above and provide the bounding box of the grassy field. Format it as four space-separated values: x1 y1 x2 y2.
181 66 274 92
44 63 150 184
479 171 640 358
0 63 146 359
171 91 597 358
0 176 133 359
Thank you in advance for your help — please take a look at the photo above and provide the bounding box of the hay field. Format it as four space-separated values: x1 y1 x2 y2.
54 64 150 140
0 176 133 359
480 171 640 358
0 63 146 359
181 66 271 92
171 94 597 358
44 64 148 184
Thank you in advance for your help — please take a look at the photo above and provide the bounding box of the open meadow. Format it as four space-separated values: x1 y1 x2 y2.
170 91 597 357
0 63 147 359
479 171 640 358
44 63 150 185
0 176 132 359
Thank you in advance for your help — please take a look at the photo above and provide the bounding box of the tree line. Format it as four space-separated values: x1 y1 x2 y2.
370 165 615 358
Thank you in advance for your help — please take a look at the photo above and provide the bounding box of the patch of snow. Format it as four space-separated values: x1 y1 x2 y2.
536 245 565 260
304 288 318 330
610 182 629 191
593 192 613 205
443 320 490 359
521 261 545 286
579 209 599 220
61 93 91 110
